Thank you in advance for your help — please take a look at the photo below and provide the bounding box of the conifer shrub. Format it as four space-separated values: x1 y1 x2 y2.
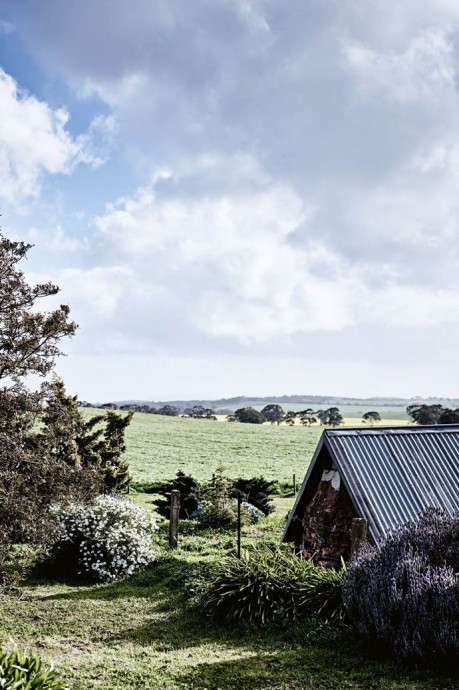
343 508 459 663
153 471 199 519
45 495 157 582
198 545 345 623
0 648 68 689
232 476 275 515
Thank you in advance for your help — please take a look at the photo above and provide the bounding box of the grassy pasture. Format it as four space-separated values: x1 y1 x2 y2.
83 408 407 485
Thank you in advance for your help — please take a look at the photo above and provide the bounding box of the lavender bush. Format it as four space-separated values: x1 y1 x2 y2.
343 508 459 662
47 495 158 582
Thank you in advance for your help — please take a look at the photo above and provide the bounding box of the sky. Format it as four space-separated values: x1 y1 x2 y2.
1 1 459 402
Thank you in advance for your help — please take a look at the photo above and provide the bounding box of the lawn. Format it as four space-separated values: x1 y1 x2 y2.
1 519 456 690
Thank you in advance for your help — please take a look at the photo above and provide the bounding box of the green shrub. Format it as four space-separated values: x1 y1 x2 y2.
199 466 238 528
0 648 68 689
153 471 199 519
198 545 345 623
232 476 275 515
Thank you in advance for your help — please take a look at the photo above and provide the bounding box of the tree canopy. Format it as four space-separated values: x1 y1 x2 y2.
0 234 77 384
362 411 381 425
232 407 265 424
260 404 285 424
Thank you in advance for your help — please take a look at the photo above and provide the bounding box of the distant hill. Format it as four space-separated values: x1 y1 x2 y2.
110 394 459 413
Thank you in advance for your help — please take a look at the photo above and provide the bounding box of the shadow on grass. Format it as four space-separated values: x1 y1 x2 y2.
171 649 459 690
31 554 458 690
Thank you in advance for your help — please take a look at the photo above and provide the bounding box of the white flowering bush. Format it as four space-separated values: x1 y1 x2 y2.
48 495 158 582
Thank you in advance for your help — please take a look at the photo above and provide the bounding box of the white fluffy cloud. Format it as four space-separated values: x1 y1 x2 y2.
93 156 359 343
0 68 102 203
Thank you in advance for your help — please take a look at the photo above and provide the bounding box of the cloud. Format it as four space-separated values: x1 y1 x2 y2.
0 68 104 203
92 155 360 344
4 0 459 396
343 30 455 104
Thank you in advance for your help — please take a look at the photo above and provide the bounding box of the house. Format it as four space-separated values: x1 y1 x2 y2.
283 425 459 565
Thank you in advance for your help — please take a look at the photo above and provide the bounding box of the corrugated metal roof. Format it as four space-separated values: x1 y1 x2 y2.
284 425 459 543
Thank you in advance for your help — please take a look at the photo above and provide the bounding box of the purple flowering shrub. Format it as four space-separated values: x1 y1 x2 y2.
343 508 459 662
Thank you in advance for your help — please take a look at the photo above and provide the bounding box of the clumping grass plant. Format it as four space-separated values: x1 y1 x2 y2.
0 648 68 689
343 508 459 663
195 545 345 623
46 495 158 582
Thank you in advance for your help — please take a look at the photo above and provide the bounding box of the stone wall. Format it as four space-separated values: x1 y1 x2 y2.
301 469 356 565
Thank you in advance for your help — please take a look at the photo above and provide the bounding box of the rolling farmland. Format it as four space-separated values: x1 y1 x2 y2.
83 408 407 484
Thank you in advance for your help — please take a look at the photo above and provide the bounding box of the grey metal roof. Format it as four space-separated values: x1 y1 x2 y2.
284 425 459 543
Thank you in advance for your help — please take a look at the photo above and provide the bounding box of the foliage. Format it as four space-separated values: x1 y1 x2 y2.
198 545 345 623
407 403 459 426
260 404 285 424
284 410 296 426
298 408 318 425
439 408 459 424
0 648 68 690
156 404 180 416
406 404 445 425
233 476 275 515
153 470 200 519
46 495 157 582
343 508 459 662
0 234 96 581
1 516 455 690
0 428 99 584
97 410 133 491
183 405 217 420
362 410 381 425
232 407 265 424
199 466 239 527
40 380 133 492
316 407 344 427
0 234 77 385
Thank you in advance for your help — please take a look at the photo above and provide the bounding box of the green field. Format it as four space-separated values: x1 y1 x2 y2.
84 408 322 484
83 408 407 485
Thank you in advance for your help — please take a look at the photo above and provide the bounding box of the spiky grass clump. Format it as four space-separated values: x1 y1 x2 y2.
199 545 345 623
0 648 68 689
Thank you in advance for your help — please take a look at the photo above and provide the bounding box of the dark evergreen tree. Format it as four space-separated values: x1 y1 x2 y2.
233 407 265 424
40 379 132 493
153 470 199 519
233 476 275 515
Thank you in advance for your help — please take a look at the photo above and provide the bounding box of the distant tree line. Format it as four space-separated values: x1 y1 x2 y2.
79 402 218 419
227 405 346 427
406 404 459 425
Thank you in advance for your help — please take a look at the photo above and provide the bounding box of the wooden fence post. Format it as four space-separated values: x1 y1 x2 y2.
169 489 180 549
350 517 368 558
293 473 297 494
237 493 242 558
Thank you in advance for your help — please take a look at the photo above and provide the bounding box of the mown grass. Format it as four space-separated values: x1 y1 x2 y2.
1 519 455 690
